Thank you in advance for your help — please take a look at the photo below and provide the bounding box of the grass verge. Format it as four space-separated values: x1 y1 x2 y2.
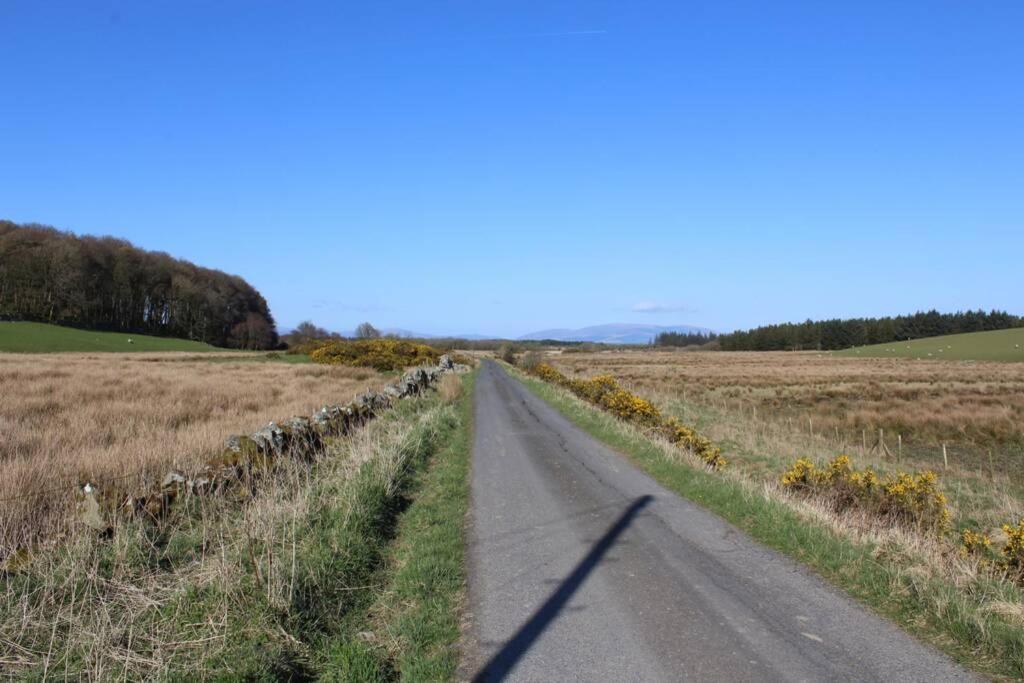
0 371 475 680
510 367 1024 679
329 372 474 681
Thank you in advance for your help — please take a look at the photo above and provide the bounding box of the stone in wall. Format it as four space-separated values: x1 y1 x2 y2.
77 356 466 533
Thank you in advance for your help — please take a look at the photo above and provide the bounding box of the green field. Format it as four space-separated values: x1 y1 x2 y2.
836 327 1024 362
0 321 220 353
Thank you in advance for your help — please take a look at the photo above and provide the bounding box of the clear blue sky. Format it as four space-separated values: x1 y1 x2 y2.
2 2 1021 337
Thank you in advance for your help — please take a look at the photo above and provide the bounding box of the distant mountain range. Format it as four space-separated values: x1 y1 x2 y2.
340 328 492 340
335 323 712 344
517 323 713 345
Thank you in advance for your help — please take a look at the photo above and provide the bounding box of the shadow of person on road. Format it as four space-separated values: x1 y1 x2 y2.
472 494 655 682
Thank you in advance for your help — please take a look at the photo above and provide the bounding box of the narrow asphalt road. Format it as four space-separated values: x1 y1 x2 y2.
463 360 973 682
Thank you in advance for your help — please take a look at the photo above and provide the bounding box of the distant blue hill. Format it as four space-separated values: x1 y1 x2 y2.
333 324 712 344
518 323 713 345
340 328 496 340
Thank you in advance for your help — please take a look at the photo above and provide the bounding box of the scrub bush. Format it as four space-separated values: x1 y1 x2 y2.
781 455 949 532
961 521 1024 583
311 339 440 371
528 363 724 469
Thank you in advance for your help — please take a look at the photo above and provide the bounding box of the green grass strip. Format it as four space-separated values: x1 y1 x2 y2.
0 376 475 681
512 370 1024 679
835 326 1024 362
323 372 475 682
0 321 221 352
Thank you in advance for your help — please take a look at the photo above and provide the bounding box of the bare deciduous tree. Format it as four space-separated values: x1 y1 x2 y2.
355 322 381 339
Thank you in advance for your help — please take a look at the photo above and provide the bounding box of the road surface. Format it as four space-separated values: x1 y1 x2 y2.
463 360 972 682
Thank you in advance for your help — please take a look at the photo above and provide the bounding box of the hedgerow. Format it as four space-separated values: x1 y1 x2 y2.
528 363 725 469
310 339 440 371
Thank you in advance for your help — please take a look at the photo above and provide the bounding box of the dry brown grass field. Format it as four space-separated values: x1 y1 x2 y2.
551 349 1024 449
548 348 1024 527
0 352 386 554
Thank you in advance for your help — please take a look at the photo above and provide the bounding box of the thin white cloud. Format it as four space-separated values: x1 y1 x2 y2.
528 29 607 37
632 301 692 314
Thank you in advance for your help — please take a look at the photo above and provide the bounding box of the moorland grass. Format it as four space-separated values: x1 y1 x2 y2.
330 372 474 681
0 371 475 680
0 321 221 353
511 367 1024 679
549 349 1024 476
0 353 384 553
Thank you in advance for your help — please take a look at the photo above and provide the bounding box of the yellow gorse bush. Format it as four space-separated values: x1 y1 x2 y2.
660 418 727 469
535 363 564 385
311 339 440 371
528 363 725 470
781 455 949 533
780 458 820 488
879 471 950 531
959 521 1024 584
960 529 993 559
1001 521 1024 580
599 389 662 427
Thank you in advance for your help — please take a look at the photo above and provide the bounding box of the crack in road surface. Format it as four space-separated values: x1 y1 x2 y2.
463 360 974 682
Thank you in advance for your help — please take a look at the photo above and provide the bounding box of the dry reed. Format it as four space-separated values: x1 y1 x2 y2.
437 373 463 403
547 349 1024 531
551 350 1024 463
0 353 385 554
0 396 441 678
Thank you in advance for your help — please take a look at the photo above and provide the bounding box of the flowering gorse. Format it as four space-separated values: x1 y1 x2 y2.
879 471 950 531
311 339 440 371
1001 521 1024 580
780 458 819 489
660 418 727 469
528 363 725 470
959 520 1024 584
781 455 949 533
960 529 993 559
599 389 662 427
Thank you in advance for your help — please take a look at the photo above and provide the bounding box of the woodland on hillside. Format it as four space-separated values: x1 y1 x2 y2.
0 221 277 349
719 310 1022 351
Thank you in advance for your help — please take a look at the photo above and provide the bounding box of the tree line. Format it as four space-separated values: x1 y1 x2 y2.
281 320 600 353
0 220 278 349
652 331 720 347
719 310 1022 351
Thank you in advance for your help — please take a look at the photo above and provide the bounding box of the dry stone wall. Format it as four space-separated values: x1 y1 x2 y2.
77 355 469 534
